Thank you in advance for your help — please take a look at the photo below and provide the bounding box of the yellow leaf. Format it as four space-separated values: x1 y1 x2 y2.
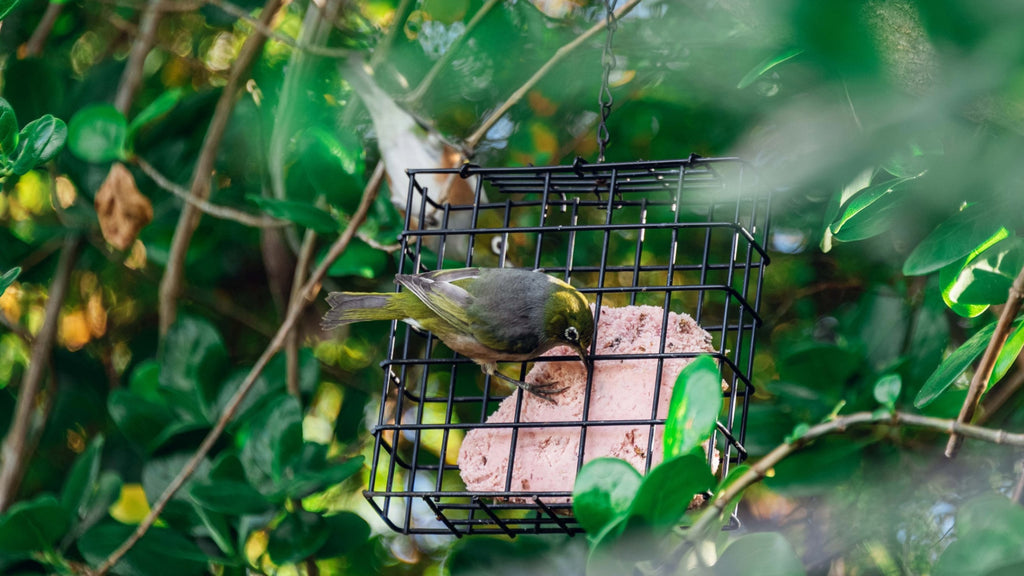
109 484 151 524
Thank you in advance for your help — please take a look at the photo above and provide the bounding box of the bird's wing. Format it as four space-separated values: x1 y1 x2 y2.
395 270 476 333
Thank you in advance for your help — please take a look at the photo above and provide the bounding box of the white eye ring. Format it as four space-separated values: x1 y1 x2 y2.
564 326 579 342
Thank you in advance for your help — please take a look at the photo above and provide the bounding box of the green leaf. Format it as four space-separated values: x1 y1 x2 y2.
266 510 330 565
572 458 642 535
626 451 715 533
0 494 68 553
316 512 372 558
190 480 273 515
160 315 228 423
294 126 365 212
914 320 997 408
737 47 804 89
61 434 104 522
107 388 177 452
142 453 211 508
79 522 210 576
127 88 184 137
664 355 722 459
11 114 66 175
247 195 338 233
0 97 17 157
240 395 303 494
939 231 1012 318
67 104 127 163
785 422 811 443
0 0 21 20
947 238 1024 305
280 451 365 500
714 532 806 576
872 373 902 408
991 321 1024 387
447 535 565 576
903 205 1009 276
828 174 920 242
0 266 20 297
321 239 389 279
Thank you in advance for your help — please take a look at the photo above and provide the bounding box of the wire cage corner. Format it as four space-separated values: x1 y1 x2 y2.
364 156 771 537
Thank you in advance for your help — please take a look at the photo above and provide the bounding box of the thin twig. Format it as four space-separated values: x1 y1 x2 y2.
403 0 501 104
656 410 1024 575
204 0 351 58
89 161 384 576
158 0 285 336
0 235 82 513
24 1 64 57
465 0 643 151
135 156 286 228
369 0 413 69
115 0 166 115
946 265 1024 458
356 230 401 253
287 228 318 399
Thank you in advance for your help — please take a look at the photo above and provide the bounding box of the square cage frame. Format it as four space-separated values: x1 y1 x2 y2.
364 156 771 537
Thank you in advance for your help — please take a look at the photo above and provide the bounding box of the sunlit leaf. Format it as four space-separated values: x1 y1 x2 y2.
0 266 19 297
940 232 1014 317
737 47 804 89
12 114 67 175
828 174 921 243
903 205 1008 276
946 237 1024 305
664 355 722 459
626 451 714 533
872 373 901 408
990 320 1024 388
913 320 997 408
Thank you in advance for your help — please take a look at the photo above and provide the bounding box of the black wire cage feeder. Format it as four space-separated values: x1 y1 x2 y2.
363 155 771 537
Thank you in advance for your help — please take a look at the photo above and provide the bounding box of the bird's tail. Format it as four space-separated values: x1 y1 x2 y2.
322 292 399 330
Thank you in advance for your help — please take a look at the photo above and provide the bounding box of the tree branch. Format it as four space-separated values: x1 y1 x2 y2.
0 234 82 513
656 410 1024 575
946 265 1024 458
158 0 285 336
287 228 318 399
115 0 167 115
465 0 643 151
89 161 384 576
204 0 351 58
24 1 64 57
135 156 286 228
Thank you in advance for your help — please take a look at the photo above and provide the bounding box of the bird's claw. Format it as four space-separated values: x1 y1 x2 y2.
520 380 569 403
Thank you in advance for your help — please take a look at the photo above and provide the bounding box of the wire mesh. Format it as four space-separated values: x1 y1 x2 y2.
363 156 771 537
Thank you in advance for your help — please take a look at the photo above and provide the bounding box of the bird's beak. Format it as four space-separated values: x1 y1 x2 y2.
573 343 592 374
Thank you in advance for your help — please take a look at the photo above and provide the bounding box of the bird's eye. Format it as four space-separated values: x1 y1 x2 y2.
564 326 579 342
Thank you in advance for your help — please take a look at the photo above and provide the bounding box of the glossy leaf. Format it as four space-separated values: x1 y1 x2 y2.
266 510 330 565
316 512 372 558
247 195 338 233
0 97 16 157
572 458 642 535
12 114 66 175
0 266 19 297
903 205 1008 276
939 231 1013 317
0 0 20 20
79 522 210 576
714 532 806 576
737 47 804 89
828 174 920 242
991 321 1024 388
294 126 365 212
107 389 176 452
67 104 127 163
279 451 365 500
664 355 722 459
626 451 715 532
61 434 104 522
240 395 303 493
0 494 68 553
947 237 1024 305
914 320 997 408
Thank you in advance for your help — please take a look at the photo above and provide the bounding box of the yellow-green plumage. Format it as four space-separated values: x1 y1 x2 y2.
322 268 594 400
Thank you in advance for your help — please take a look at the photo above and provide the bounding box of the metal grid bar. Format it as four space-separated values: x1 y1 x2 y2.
365 157 770 536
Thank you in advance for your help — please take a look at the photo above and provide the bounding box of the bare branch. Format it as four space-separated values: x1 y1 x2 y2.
90 161 384 576
135 156 286 228
158 0 286 336
466 0 643 151
357 230 401 253
287 228 318 399
24 1 64 57
946 265 1024 458
204 0 351 58
115 0 167 115
0 235 82 512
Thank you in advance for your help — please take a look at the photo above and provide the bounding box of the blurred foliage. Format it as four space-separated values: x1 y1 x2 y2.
1 0 1024 574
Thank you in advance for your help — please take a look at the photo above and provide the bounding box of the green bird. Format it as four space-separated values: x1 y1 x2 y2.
322 267 594 399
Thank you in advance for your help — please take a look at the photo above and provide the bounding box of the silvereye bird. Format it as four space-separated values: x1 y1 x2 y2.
322 267 594 400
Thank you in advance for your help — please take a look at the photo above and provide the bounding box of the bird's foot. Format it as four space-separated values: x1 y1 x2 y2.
489 370 567 403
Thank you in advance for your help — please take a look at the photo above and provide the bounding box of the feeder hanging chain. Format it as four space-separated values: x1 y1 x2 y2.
597 0 618 163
